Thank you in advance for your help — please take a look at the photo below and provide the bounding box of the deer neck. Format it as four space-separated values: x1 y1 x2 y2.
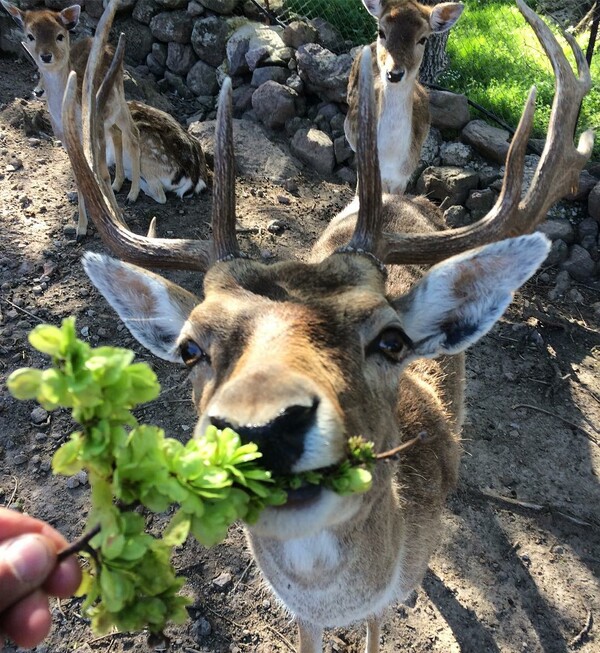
37 64 73 141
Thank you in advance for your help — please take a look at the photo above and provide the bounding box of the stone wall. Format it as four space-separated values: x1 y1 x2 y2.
1 0 599 281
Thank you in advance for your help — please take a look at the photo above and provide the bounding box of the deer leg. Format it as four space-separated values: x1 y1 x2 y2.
297 620 322 653
76 190 88 240
365 617 381 653
110 125 125 193
121 110 141 203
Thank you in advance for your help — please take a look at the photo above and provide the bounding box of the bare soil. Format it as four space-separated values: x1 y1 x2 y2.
0 51 599 653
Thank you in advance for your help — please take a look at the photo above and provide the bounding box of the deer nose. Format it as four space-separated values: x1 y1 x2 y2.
209 400 319 475
40 53 52 64
387 69 405 83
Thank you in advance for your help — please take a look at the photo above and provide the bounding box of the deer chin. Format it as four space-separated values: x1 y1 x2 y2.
248 487 363 540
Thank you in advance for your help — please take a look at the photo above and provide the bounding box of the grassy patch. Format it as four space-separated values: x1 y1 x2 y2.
439 0 599 159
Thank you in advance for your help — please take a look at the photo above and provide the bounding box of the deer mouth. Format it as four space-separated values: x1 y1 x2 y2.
277 483 322 510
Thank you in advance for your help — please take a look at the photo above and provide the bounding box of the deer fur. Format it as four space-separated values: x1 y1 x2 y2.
345 0 464 194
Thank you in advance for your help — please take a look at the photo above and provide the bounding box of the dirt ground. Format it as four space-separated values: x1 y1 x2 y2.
0 50 599 653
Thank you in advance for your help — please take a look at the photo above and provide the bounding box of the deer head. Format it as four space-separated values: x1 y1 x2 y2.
2 1 80 70
361 0 464 84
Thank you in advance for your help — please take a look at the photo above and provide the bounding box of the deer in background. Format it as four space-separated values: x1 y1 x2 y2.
62 1 592 651
345 0 464 195
2 1 209 236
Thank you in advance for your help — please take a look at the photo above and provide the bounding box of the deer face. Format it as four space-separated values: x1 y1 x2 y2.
362 0 464 85
2 3 80 70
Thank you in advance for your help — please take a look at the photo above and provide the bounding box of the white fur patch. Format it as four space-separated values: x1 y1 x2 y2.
280 531 341 577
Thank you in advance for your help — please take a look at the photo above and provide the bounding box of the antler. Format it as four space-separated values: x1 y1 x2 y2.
373 0 594 266
61 0 239 271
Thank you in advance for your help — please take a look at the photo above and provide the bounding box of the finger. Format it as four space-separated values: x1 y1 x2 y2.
43 555 82 598
0 534 56 612
0 508 70 551
0 590 51 649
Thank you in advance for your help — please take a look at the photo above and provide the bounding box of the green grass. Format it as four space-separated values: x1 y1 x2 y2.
438 0 599 159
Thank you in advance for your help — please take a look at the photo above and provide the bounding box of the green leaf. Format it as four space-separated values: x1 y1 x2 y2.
163 510 191 547
6 368 43 400
28 324 65 357
52 434 83 475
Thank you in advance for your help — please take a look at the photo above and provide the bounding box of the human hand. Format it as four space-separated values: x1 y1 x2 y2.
0 508 82 649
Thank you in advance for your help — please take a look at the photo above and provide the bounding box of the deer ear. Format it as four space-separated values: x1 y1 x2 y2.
2 1 25 29
362 0 383 19
429 2 464 33
394 234 550 357
82 253 200 363
59 4 80 30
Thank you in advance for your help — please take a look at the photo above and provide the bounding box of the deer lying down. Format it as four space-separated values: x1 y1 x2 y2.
62 1 592 650
2 1 208 232
345 0 464 195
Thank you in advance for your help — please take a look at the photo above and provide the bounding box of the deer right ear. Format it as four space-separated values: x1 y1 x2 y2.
2 1 25 29
59 4 81 30
82 253 200 363
429 2 464 33
362 0 383 19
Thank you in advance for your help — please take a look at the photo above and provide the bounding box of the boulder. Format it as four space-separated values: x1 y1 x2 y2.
578 217 599 240
440 141 473 167
544 239 569 267
429 90 470 131
444 205 471 228
296 43 353 104
189 118 301 182
166 42 197 76
565 170 598 201
133 0 161 24
227 23 290 76
191 15 228 68
199 0 238 13
462 120 510 165
416 166 479 206
251 66 289 88
155 0 188 8
536 219 576 244
465 188 495 220
334 135 352 165
112 18 153 67
232 84 254 117
290 128 335 176
588 181 600 221
283 21 318 49
252 81 298 131
560 244 596 281
150 11 192 44
309 17 346 53
419 127 442 166
186 60 218 96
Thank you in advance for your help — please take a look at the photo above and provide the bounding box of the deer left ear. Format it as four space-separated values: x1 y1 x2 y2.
429 2 464 33
59 4 81 31
2 1 25 29
393 234 550 357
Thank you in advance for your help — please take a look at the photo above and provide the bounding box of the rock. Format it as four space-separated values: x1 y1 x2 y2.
547 270 571 300
227 23 289 76
588 182 600 221
156 0 188 7
478 164 502 188
191 15 229 68
296 43 353 104
578 217 599 241
440 141 473 167
336 166 357 187
429 90 470 130
286 72 304 95
133 0 161 24
466 188 495 220
462 120 510 166
199 0 237 13
186 60 218 96
166 42 197 76
444 205 470 228
151 42 167 67
419 127 442 166
14 453 27 465
536 219 576 244
290 128 335 176
251 66 289 88
285 116 312 137
565 170 598 201
146 53 165 76
267 219 285 233
212 572 232 590
150 11 192 44
163 71 194 98
252 81 298 130
581 235 599 260
282 20 318 49
560 244 596 281
334 135 352 164
544 239 569 267
309 17 346 53
193 617 212 638
416 166 479 206
232 84 254 117
567 288 584 303
189 119 301 182
31 406 48 424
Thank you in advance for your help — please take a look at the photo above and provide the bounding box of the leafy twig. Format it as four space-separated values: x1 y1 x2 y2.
57 524 101 562
376 431 436 460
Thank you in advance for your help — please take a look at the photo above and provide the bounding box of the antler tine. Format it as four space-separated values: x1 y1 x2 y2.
211 77 240 262
348 45 382 254
62 0 213 270
378 0 593 266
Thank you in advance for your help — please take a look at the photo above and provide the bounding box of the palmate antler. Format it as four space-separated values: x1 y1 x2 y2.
350 0 594 265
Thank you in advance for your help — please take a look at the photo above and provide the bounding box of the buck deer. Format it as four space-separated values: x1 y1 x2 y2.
62 1 592 651
2 1 209 234
345 0 464 194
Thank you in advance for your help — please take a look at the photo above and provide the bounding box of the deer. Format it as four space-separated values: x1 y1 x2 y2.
60 1 592 651
345 0 465 195
2 1 209 236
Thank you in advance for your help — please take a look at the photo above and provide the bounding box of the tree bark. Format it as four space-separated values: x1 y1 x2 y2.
419 0 451 84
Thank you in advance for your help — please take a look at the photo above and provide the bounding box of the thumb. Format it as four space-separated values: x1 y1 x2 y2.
0 534 56 613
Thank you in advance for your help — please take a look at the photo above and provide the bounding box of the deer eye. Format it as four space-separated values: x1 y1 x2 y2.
27 33 35 41
417 36 427 45
378 29 386 40
57 34 65 42
179 339 208 367
370 327 411 362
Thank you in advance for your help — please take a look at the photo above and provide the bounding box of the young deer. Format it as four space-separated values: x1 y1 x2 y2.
63 1 592 651
3 1 209 231
2 1 141 238
345 0 464 194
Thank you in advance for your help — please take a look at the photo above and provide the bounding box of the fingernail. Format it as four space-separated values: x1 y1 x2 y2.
4 534 54 583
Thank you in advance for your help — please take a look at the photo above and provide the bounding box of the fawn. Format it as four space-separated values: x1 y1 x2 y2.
345 0 464 194
64 1 592 651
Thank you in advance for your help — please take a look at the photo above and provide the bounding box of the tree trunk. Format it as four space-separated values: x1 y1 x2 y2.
419 0 451 84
